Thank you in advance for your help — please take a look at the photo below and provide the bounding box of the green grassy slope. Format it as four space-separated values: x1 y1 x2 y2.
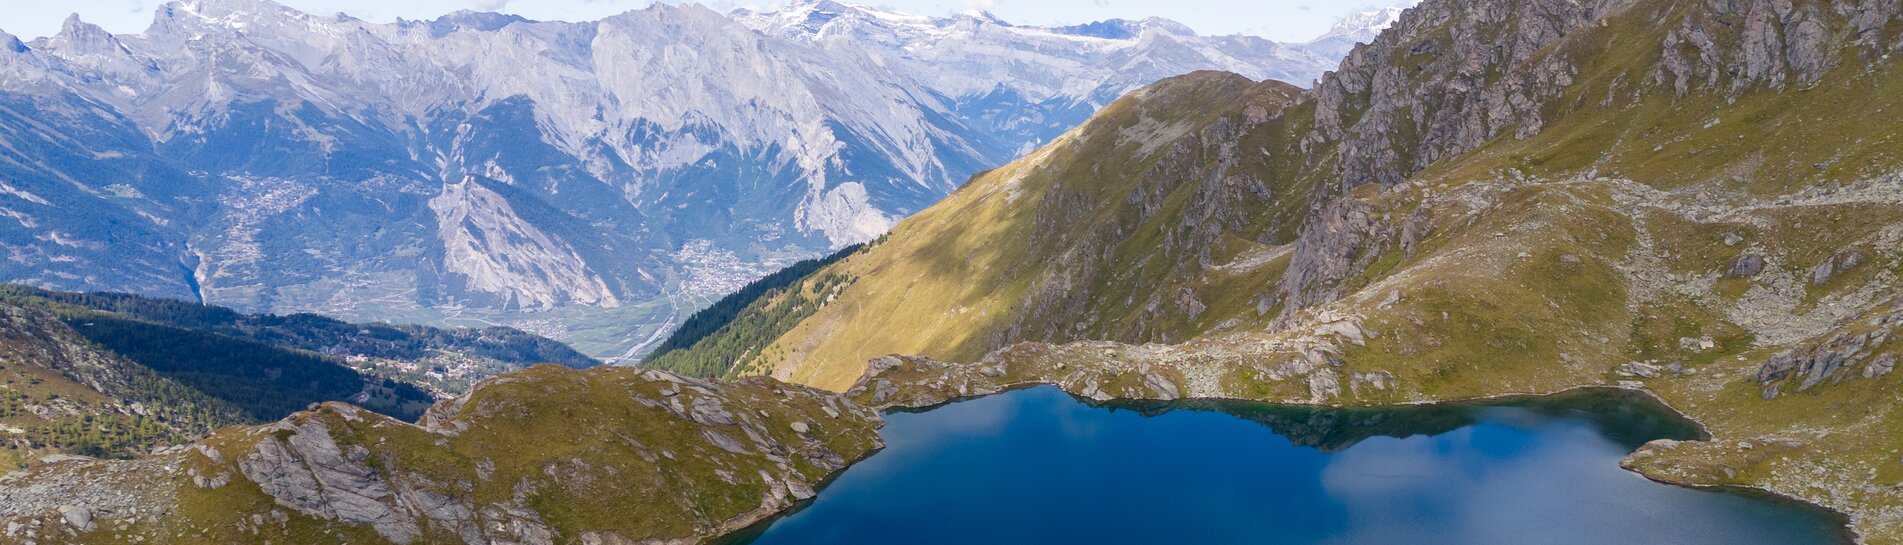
645 244 863 378
667 0 1903 391
697 74 1322 389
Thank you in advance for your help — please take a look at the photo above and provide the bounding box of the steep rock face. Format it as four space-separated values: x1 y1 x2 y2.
239 417 420 542
1755 298 1899 394
428 178 620 310
1307 0 1903 197
0 365 883 545
1271 0 1903 317
1656 0 1887 94
1309 0 1632 190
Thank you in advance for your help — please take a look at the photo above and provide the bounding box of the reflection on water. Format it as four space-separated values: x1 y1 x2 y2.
1141 388 1706 453
722 386 1848 545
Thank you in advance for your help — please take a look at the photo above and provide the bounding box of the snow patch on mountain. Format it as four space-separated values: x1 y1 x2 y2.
1305 5 1412 59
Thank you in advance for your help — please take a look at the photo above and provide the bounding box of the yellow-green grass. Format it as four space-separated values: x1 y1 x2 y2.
756 73 1319 390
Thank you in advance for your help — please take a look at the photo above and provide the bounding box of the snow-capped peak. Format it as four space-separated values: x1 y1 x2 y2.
159 0 305 25
954 9 1009 26
1319 6 1407 43
1304 5 1409 59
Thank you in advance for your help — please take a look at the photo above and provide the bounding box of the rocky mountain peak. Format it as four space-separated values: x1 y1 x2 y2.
59 14 88 34
735 0 939 39
44 14 133 58
1050 19 1143 39
1303 6 1407 59
1134 16 1199 38
0 29 26 54
421 10 532 38
629 0 725 20
1324 6 1407 41
160 0 299 20
953 9 1010 26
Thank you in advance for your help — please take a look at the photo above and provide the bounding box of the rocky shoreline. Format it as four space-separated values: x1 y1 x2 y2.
840 349 1878 544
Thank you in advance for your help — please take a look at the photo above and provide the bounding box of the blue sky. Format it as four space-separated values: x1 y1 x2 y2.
1 0 1414 43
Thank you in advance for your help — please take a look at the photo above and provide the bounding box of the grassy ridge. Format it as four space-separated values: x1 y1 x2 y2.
645 243 863 377
645 243 865 378
736 73 1320 389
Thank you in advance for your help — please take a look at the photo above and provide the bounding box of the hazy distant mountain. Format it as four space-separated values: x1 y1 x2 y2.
0 0 1364 358
1303 6 1407 59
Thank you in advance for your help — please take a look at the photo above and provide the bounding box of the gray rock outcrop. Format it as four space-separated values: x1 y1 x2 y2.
239 417 421 544
1725 253 1766 277
1758 328 1892 393
1810 249 1863 286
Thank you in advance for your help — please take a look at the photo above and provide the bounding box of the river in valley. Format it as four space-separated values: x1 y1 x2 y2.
723 386 1850 545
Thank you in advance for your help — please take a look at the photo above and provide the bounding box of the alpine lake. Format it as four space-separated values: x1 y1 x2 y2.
719 386 1851 545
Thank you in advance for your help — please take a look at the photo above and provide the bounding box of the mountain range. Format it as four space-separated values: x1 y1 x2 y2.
0 0 1384 361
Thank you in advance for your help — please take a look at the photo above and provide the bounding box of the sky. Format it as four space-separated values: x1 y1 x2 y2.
0 0 1415 44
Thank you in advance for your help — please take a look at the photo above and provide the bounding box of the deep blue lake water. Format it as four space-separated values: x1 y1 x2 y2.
725 386 1849 545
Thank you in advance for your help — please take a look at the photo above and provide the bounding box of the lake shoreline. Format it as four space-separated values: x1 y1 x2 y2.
716 373 1861 545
